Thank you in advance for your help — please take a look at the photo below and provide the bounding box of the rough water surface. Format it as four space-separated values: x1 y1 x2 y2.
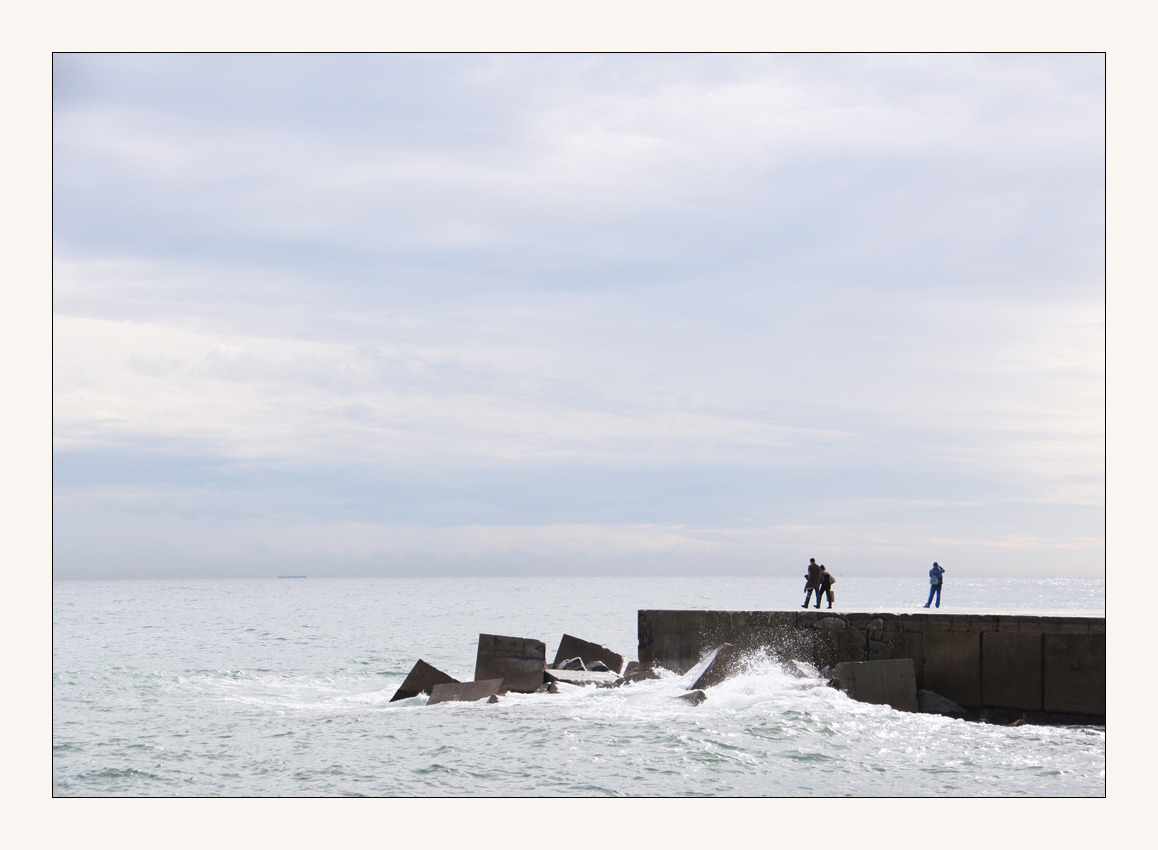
52 576 1105 796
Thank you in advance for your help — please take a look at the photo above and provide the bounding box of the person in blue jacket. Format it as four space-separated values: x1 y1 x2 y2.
924 562 945 608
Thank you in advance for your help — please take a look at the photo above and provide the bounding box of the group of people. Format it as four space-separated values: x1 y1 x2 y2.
802 558 835 609
799 559 947 609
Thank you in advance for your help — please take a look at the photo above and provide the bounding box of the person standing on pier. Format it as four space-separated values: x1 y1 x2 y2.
820 565 835 609
924 562 945 608
803 558 824 608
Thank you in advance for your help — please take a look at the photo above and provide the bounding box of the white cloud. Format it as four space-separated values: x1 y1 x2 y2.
51 54 1105 577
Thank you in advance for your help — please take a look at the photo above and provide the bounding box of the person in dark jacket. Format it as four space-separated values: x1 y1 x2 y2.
924 562 945 608
803 558 824 608
819 566 835 609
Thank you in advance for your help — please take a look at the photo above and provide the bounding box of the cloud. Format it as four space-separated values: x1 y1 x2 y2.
52 54 1105 578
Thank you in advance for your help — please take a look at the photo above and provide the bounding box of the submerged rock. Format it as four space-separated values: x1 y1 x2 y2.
674 689 707 706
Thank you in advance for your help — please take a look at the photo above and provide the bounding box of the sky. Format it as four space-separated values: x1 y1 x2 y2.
51 53 1105 579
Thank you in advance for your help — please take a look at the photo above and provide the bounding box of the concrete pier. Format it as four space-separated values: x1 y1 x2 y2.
638 608 1105 721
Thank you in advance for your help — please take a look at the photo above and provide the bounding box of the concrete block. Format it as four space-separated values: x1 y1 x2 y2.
812 615 906 668
1044 634 1105 715
812 616 862 667
896 631 925 689
678 630 708 674
641 610 710 673
644 610 804 673
674 690 707 705
981 631 1042 710
622 662 660 683
656 633 681 671
390 659 461 702
638 611 654 658
795 610 820 629
426 679 503 706
553 634 625 674
923 631 981 706
544 669 623 688
556 657 586 671
548 681 582 694
917 689 975 720
690 644 745 690
863 616 901 662
830 658 918 712
638 609 1103 721
474 634 547 694
724 615 805 666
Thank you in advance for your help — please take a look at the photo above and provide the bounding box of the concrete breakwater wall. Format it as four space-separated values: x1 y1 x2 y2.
638 609 1105 720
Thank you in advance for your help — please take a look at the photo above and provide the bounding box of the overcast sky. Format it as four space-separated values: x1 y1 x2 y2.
52 53 1104 579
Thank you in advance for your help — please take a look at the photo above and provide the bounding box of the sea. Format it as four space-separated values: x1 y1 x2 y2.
52 576 1106 797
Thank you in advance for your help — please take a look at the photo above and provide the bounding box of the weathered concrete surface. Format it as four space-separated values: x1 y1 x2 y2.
831 658 919 712
426 679 504 706
553 635 625 674
474 634 547 694
639 610 806 676
1044 634 1106 715
621 661 659 683
923 631 981 706
639 608 1104 721
544 669 623 688
982 632 1042 710
390 659 460 702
